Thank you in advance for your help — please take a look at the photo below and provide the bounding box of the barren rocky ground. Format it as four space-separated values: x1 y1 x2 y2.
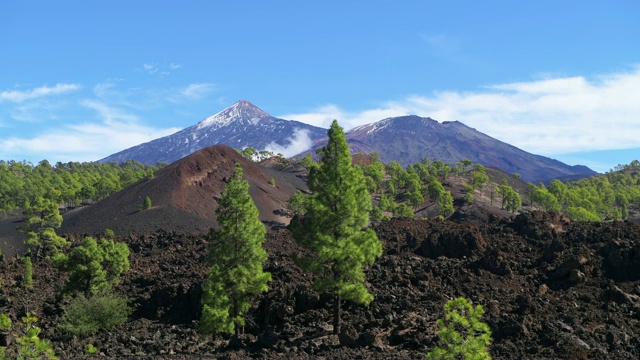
1 210 639 359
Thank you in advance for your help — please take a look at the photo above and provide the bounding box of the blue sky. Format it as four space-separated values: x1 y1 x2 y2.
0 1 638 173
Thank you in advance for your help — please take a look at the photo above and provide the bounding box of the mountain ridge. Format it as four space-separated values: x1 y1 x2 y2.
99 101 596 182
98 101 328 165
343 115 595 182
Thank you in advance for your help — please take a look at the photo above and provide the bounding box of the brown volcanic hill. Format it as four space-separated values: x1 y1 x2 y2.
60 144 307 237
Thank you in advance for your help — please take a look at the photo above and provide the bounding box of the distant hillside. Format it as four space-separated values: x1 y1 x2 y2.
324 115 594 182
99 100 595 183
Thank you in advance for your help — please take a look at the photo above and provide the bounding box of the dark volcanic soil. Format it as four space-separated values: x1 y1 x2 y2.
1 212 639 359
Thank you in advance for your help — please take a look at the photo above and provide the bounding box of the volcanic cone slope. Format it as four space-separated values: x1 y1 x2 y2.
61 144 307 236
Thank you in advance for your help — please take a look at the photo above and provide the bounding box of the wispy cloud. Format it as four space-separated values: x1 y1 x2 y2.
141 62 183 75
142 63 159 74
0 83 81 103
180 83 216 100
0 77 216 162
280 104 344 128
0 101 181 162
280 66 640 156
81 100 139 125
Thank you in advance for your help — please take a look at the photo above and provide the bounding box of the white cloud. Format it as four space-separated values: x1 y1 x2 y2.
80 100 139 125
0 101 180 162
281 66 640 156
180 83 216 100
142 63 159 74
0 83 81 103
264 129 314 158
280 104 345 128
142 62 183 75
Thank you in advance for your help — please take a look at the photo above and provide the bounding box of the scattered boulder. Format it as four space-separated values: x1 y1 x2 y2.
421 222 487 259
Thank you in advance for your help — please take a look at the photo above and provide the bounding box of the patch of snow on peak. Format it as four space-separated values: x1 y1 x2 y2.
350 118 393 135
195 101 270 130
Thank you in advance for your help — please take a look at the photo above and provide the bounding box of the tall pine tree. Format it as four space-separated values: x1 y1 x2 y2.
200 164 271 339
292 120 382 335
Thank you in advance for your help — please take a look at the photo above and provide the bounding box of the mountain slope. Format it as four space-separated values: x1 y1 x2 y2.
63 144 307 236
98 100 327 165
344 115 595 182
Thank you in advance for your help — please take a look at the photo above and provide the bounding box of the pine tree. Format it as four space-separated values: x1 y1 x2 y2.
140 195 152 211
291 120 382 335
23 256 33 287
499 180 522 212
19 196 68 260
426 297 492 360
53 236 130 297
287 190 307 216
200 164 271 339
438 190 455 218
0 312 58 360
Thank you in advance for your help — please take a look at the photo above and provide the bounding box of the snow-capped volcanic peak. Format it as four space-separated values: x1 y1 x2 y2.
350 118 392 134
196 100 270 129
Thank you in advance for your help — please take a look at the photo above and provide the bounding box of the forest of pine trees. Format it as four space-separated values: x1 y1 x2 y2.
0 159 164 215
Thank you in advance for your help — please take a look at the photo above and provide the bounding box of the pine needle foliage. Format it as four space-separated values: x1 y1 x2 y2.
23 256 33 287
59 293 131 337
291 120 382 334
0 312 57 360
200 164 271 338
426 297 493 360
140 195 152 211
53 236 130 297
20 197 68 260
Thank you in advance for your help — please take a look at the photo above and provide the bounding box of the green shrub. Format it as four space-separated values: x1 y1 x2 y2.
53 236 130 297
140 196 152 211
23 256 33 286
84 344 98 355
426 297 492 360
103 229 115 238
1 312 57 359
59 294 131 337
370 206 384 221
463 184 474 204
268 178 276 186
0 313 11 331
393 203 414 218
287 190 307 216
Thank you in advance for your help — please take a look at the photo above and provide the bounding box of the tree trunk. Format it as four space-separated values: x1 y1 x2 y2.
233 299 240 341
333 294 341 335
35 245 42 262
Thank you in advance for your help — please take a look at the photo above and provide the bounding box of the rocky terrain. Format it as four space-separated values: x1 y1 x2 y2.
0 144 637 358
1 210 639 359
